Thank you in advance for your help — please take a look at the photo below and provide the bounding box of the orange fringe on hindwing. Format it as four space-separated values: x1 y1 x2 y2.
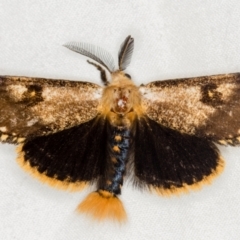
77 190 127 222
16 144 87 192
152 156 225 196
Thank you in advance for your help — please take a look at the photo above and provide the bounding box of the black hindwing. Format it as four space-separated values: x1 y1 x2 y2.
21 116 108 183
133 117 222 192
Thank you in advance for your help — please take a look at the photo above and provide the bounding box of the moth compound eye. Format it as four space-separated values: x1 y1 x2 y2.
125 73 131 79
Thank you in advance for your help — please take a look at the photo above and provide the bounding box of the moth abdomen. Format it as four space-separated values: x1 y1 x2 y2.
100 124 132 195
77 120 132 222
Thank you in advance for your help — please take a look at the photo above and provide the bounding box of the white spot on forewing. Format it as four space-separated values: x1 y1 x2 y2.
75 115 81 121
0 126 7 132
27 119 38 126
17 138 25 143
217 83 235 100
93 88 103 99
6 85 27 100
139 87 150 95
1 134 8 141
10 118 17 125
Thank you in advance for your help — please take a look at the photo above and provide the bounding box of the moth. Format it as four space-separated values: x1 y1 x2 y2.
0 36 240 222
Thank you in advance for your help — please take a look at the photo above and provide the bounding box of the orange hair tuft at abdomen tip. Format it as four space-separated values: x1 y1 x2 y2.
77 190 127 222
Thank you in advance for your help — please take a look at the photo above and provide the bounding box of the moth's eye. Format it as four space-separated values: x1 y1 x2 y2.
114 88 117 92
128 89 131 93
125 73 131 79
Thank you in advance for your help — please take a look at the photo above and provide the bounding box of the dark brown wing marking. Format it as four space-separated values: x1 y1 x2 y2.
140 73 240 145
0 76 102 143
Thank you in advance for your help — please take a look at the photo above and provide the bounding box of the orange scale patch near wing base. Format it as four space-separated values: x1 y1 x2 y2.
16 144 87 192
151 157 225 197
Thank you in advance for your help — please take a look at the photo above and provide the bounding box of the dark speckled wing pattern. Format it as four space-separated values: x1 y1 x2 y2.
0 76 103 143
140 73 240 145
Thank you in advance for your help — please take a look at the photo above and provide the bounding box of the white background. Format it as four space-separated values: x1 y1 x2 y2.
1 1 240 239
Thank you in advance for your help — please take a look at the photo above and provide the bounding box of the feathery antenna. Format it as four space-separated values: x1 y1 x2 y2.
63 42 115 73
118 35 134 71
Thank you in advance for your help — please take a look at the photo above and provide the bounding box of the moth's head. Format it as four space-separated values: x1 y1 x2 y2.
63 36 134 85
101 70 140 115
101 81 141 115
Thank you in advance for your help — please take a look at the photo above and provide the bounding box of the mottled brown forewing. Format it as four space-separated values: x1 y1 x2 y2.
140 73 240 145
0 76 103 143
